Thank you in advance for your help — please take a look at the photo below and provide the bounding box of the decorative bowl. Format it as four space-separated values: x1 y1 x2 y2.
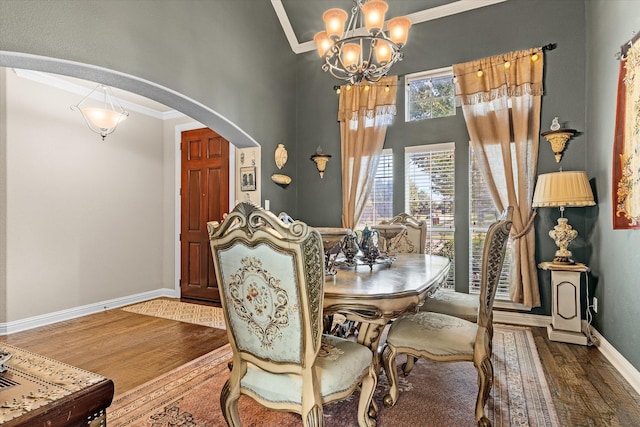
315 227 349 252
372 224 406 240
372 224 407 255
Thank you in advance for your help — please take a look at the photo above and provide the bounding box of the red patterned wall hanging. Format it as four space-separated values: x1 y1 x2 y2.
613 32 640 229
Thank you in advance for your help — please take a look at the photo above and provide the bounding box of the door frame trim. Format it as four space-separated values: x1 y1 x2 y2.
174 123 236 295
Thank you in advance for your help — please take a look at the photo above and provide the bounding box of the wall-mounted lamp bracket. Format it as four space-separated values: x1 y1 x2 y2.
542 128 576 163
310 147 331 178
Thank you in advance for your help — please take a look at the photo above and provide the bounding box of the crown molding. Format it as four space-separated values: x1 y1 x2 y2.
12 68 183 121
271 0 509 55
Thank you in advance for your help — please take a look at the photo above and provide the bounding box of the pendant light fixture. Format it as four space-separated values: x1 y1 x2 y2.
71 84 129 140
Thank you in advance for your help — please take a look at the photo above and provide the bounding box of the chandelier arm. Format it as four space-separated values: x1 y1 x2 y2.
345 2 360 38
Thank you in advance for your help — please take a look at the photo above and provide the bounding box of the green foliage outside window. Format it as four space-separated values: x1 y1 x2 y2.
407 73 455 121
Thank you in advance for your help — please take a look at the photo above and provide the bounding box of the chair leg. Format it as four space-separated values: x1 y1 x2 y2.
381 344 400 408
220 379 241 427
357 365 377 427
402 355 417 375
475 356 494 427
302 404 324 427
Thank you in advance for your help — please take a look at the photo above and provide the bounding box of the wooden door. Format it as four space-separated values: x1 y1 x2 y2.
180 128 229 302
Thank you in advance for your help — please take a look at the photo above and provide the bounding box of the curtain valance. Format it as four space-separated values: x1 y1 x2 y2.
338 75 398 125
454 48 544 106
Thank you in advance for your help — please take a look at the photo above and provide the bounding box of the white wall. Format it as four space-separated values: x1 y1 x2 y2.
5 69 168 321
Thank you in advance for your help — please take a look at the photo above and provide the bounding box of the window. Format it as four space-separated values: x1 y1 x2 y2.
405 67 455 122
357 149 393 229
469 147 513 299
361 142 511 297
405 143 455 288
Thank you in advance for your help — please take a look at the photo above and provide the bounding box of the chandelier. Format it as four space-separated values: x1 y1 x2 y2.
71 84 129 141
314 0 411 86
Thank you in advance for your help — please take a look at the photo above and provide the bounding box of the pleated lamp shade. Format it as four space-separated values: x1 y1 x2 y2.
532 171 595 208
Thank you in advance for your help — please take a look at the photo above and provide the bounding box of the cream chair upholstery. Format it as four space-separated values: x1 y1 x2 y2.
381 213 426 254
208 202 376 427
420 289 479 321
380 207 512 427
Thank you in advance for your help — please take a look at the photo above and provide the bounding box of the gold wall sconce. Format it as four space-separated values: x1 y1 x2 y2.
310 146 331 178
541 117 575 162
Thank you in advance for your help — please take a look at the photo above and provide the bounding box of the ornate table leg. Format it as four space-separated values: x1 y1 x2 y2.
357 321 387 373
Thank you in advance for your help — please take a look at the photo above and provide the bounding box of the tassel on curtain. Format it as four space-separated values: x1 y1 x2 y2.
338 75 398 229
453 47 543 308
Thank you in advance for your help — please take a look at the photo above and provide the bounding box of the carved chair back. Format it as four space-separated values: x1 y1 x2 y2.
476 207 513 331
381 213 427 254
208 202 324 371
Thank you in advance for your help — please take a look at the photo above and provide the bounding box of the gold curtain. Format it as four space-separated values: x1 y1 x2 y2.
338 75 398 229
453 48 543 307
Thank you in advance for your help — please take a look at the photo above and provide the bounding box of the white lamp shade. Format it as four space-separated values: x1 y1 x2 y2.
323 8 348 38
341 43 361 68
361 0 388 32
532 171 595 208
387 16 411 46
374 41 392 64
81 108 127 130
314 31 333 57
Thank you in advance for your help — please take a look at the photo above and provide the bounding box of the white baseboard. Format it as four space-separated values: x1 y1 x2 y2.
494 310 551 327
0 288 178 335
3 299 639 396
588 326 640 395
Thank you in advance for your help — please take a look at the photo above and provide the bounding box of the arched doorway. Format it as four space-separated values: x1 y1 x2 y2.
0 51 260 149
0 51 258 306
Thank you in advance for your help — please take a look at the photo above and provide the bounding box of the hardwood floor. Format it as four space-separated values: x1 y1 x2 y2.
2 305 639 426
531 327 640 426
0 304 228 396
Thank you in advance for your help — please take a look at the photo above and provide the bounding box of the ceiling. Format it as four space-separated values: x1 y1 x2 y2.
272 0 509 54
11 68 178 119
10 1 509 120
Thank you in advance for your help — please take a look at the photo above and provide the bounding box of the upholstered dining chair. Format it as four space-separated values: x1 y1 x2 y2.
380 207 512 427
381 213 482 322
380 213 478 321
380 213 426 254
208 202 377 427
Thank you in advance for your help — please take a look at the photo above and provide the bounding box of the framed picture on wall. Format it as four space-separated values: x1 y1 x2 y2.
240 166 257 191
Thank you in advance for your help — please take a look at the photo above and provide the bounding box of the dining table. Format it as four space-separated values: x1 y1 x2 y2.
322 253 451 372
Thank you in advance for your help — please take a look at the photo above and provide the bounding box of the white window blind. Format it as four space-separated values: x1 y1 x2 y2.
405 143 455 288
469 147 512 298
358 149 393 229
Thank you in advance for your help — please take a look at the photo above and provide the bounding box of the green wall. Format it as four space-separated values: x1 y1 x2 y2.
586 0 640 371
1 0 638 372
0 0 299 215
295 0 588 313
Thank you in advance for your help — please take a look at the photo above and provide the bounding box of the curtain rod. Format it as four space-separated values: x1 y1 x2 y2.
615 31 639 60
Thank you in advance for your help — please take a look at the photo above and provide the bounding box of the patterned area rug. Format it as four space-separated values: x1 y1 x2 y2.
108 324 559 426
121 299 226 329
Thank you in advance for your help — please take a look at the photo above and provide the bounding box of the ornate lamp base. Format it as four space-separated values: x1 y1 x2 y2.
549 217 578 265
552 254 575 264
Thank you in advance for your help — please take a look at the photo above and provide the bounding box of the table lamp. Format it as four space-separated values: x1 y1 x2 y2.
532 171 595 264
